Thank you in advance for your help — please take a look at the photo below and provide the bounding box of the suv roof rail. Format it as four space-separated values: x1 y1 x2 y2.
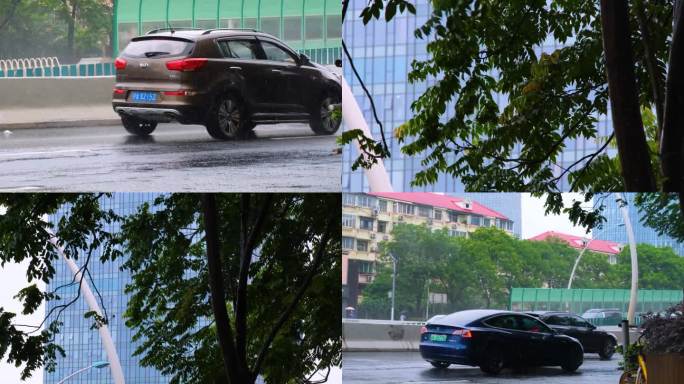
201 28 259 35
146 27 202 35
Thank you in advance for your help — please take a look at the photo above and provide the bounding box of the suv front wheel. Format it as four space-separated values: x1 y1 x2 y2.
309 94 341 135
206 94 250 140
122 116 157 136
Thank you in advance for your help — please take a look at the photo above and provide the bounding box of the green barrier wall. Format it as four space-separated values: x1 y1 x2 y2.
114 0 342 57
510 288 683 323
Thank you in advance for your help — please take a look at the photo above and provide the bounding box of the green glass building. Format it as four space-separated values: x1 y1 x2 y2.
113 0 341 64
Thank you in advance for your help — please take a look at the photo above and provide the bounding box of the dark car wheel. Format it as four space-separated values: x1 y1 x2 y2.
561 345 584 372
430 361 450 369
309 94 341 135
479 347 505 375
121 116 157 136
206 94 249 140
598 338 616 360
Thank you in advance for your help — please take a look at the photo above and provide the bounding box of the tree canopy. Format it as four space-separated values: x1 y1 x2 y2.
358 224 684 320
0 193 340 384
341 0 684 204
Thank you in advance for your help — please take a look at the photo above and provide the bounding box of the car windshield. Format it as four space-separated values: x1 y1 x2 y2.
582 312 603 319
123 39 193 58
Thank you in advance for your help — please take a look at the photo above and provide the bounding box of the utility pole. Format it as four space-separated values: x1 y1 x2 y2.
390 252 397 321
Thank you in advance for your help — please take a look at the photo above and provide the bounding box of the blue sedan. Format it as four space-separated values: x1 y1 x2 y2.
419 309 584 374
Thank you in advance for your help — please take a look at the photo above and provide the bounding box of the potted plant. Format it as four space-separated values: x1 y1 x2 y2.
639 301 684 383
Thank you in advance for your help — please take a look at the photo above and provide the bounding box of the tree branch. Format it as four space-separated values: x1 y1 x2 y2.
251 228 333 380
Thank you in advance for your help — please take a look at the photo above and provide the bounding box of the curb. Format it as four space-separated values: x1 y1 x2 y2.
0 118 121 130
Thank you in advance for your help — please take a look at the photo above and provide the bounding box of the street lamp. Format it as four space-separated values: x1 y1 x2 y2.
389 252 397 321
57 361 109 384
615 193 639 326
567 226 612 290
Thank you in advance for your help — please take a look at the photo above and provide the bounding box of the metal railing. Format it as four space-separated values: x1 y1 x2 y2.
0 47 340 78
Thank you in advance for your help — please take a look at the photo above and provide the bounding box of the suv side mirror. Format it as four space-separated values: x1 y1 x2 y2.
299 53 310 65
335 59 342 68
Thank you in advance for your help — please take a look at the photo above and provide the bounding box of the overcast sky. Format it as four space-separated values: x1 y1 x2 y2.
520 193 590 239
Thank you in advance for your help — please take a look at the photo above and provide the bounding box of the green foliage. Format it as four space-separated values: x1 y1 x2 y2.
0 193 341 383
0 0 113 60
635 193 684 243
616 341 643 372
337 129 391 170
359 223 684 320
353 1 674 194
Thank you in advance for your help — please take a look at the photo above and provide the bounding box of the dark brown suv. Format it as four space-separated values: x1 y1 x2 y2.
112 28 342 140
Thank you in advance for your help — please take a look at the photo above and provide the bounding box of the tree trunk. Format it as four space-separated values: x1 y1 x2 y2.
600 0 657 191
201 194 250 384
635 0 665 139
661 0 684 193
67 1 77 62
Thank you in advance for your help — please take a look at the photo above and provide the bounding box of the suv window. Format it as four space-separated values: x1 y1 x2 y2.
260 41 297 64
219 40 260 60
570 315 591 328
486 315 517 330
544 315 570 326
123 39 193 58
516 316 552 333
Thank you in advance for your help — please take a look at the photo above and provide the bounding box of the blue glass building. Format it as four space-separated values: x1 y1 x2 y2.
599 193 684 256
44 193 168 384
342 0 615 192
461 193 522 238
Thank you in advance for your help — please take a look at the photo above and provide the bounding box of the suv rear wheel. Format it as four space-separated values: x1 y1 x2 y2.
479 347 504 375
206 94 249 140
309 94 341 135
598 338 616 360
121 116 157 136
561 345 583 372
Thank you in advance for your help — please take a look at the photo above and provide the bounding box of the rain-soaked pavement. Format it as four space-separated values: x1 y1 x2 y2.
0 123 340 191
343 352 622 384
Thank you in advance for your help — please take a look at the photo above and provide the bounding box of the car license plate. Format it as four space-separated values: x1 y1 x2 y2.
131 91 157 102
430 334 447 342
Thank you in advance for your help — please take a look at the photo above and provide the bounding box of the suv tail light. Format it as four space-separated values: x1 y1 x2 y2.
452 329 472 338
113 88 125 95
419 326 428 335
114 58 127 70
166 58 208 72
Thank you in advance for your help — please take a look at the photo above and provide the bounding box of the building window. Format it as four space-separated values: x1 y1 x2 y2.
458 215 468 224
434 210 442 221
483 217 491 227
417 205 431 218
359 217 374 230
608 254 617 265
377 221 387 233
448 211 458 222
378 199 388 212
357 239 369 252
357 195 375 208
470 215 481 226
359 261 374 274
449 230 468 237
342 214 356 228
394 202 414 215
343 194 356 206
342 236 354 250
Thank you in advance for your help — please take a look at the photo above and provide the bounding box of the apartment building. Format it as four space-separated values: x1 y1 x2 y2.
342 192 514 309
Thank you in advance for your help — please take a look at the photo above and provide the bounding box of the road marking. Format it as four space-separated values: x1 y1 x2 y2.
0 149 94 158
270 136 322 140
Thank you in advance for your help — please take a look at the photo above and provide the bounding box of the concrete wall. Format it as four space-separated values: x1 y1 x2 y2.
342 319 642 352
0 77 114 109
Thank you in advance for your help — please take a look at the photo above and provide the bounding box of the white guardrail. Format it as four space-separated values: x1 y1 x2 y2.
0 57 61 74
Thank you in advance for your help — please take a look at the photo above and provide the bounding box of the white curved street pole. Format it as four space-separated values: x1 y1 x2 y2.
567 237 593 290
615 193 639 325
57 361 109 384
341 76 394 192
47 234 126 384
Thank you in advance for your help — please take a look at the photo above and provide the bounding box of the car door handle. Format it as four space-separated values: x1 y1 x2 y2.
228 66 242 71
270 69 283 73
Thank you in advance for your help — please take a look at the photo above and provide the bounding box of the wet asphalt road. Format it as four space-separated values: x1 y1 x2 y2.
0 123 340 191
343 352 622 384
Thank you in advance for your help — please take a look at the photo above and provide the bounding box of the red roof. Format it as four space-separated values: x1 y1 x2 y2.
528 231 623 255
368 192 509 220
